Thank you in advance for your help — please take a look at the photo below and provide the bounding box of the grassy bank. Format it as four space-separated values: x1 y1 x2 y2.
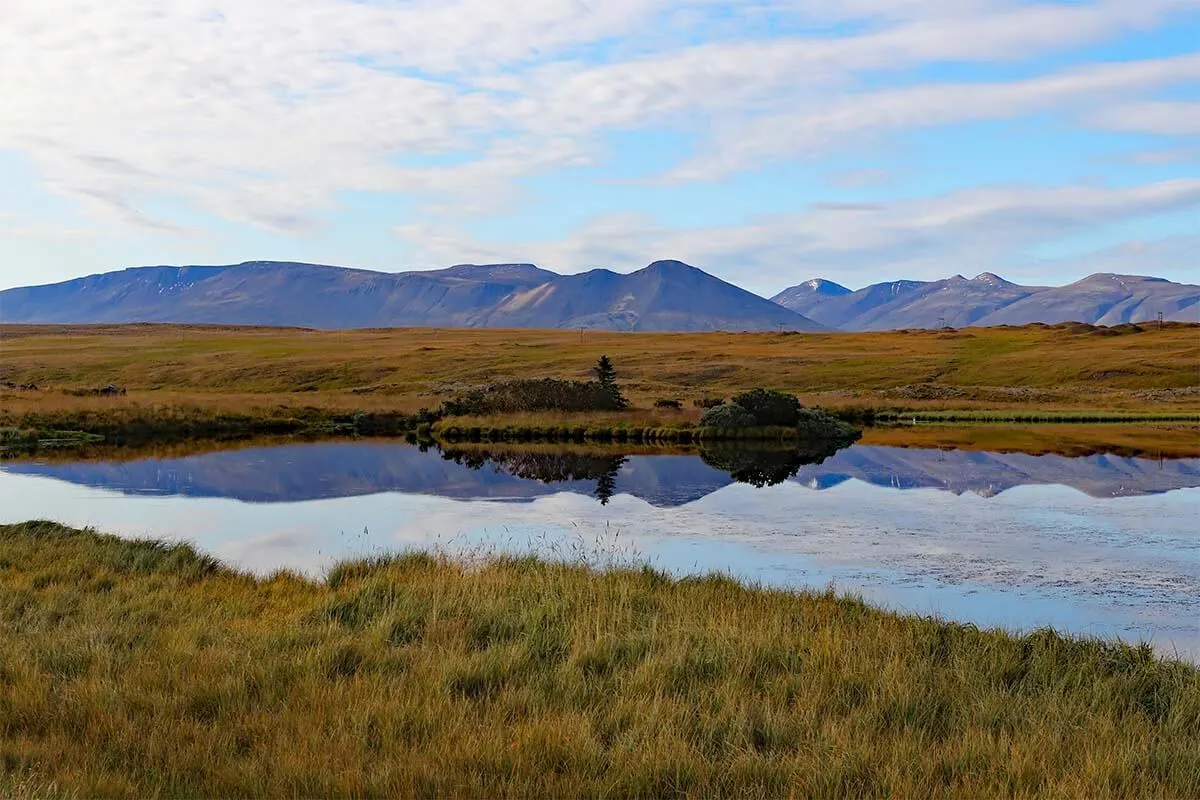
873 409 1200 423
2 422 1197 465
1 522 1197 798
858 422 1200 458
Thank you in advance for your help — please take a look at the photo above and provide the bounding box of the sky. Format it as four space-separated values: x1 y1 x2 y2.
0 0 1198 296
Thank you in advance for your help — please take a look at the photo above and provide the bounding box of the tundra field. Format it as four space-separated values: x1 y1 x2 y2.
2 322 1197 420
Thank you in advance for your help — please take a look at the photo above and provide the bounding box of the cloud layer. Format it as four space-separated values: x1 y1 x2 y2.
0 0 1198 287
398 179 1200 290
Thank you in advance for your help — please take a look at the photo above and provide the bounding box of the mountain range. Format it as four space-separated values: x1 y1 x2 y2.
0 259 821 332
772 272 1200 330
2 259 1197 331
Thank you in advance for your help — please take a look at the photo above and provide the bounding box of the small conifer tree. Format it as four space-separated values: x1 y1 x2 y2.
593 355 629 409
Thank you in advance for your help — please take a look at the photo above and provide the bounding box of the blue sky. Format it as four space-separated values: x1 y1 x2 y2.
0 0 1197 296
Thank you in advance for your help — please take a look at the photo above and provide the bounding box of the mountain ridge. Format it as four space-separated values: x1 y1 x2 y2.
772 271 1199 330
2 259 1197 332
1 259 822 332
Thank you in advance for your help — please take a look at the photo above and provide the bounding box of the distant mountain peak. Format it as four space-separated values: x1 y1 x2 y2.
769 278 851 307
641 259 701 274
971 272 1014 286
805 278 851 294
1075 272 1170 287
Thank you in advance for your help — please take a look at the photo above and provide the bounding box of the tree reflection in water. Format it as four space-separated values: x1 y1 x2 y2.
440 449 628 505
441 439 851 502
697 441 845 487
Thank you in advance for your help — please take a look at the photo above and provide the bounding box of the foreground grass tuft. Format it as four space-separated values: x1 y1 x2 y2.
1 522 1197 797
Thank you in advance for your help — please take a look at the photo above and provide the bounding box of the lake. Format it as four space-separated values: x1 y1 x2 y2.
2 438 1198 659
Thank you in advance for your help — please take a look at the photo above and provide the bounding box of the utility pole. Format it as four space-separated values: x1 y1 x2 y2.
937 317 946 330
1158 311 1164 330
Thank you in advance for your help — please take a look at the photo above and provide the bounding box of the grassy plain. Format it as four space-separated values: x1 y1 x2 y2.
2 322 1196 456
1 521 1197 798
2 322 1198 414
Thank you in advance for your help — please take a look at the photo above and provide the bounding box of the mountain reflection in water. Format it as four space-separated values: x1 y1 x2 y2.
4 437 1198 660
2 439 1196 505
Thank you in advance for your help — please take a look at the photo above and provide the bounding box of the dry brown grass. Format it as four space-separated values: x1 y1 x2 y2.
860 423 1200 457
2 522 1198 798
2 322 1197 418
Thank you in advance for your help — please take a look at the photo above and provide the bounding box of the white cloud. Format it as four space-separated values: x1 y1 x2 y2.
2 0 1198 235
396 179 1200 290
664 54 1200 180
1089 101 1200 136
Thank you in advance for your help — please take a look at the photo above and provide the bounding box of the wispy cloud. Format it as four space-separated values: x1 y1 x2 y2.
1089 101 1200 136
0 0 1197 287
662 54 1200 181
397 179 1200 290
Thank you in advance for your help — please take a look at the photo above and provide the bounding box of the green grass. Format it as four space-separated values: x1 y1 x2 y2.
1 522 1197 798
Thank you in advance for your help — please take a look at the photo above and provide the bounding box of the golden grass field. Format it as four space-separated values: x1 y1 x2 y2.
2 522 1197 799
857 422 1200 457
2 322 1197 419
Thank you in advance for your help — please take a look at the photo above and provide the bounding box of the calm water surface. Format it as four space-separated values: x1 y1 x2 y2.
2 440 1197 659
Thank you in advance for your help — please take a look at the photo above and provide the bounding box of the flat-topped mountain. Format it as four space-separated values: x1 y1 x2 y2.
0 259 822 332
772 272 1199 329
977 274 1200 327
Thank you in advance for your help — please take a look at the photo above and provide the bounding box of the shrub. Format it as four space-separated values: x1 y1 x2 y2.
654 399 683 410
441 378 626 416
694 396 725 409
699 403 757 429
794 408 861 442
732 388 803 427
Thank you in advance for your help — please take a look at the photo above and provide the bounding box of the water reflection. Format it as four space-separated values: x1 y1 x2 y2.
440 447 629 504
439 439 849 503
1 438 1197 659
698 442 844 487
3 439 1197 504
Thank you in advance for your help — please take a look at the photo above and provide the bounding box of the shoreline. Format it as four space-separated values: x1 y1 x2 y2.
4 418 1200 460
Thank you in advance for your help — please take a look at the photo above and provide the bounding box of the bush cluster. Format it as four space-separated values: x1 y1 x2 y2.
442 378 627 416
794 408 860 440
699 388 804 429
698 403 758 429
699 389 859 442
730 388 804 427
